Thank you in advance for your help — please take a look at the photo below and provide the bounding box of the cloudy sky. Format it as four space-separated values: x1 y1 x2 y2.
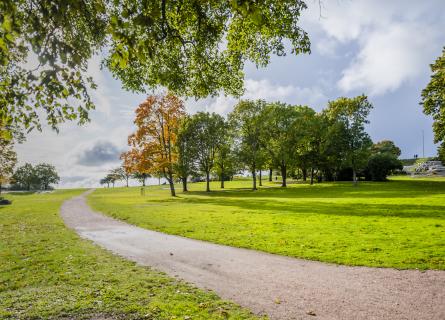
15 0 445 188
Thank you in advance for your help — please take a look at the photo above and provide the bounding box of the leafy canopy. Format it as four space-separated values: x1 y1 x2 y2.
325 95 373 183
421 47 445 160
1 0 310 138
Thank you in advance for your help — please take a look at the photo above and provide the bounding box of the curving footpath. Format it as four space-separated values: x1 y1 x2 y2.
61 190 445 320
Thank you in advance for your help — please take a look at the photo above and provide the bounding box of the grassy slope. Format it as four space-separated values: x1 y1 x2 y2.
0 190 260 319
89 177 445 270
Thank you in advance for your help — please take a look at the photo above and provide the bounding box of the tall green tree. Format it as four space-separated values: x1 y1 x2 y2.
293 110 325 185
262 103 307 187
229 100 267 190
34 163 60 190
214 120 236 189
421 47 445 161
2 0 310 139
188 112 225 192
175 116 197 192
326 95 373 185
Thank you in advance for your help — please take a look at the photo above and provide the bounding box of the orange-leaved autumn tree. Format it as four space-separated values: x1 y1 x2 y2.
124 93 185 196
121 149 152 186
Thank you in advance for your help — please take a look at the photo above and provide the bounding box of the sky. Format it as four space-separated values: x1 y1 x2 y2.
15 0 445 188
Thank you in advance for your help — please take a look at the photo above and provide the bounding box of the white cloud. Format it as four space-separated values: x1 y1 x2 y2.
87 55 113 115
302 0 445 95
186 78 327 115
338 23 439 95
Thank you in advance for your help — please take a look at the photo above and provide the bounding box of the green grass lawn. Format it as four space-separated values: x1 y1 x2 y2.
0 190 260 319
89 177 445 270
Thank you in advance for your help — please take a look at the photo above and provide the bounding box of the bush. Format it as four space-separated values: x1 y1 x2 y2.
0 197 12 205
366 153 403 181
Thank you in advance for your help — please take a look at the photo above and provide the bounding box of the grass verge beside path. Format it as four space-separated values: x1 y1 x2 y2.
89 177 445 270
0 190 261 319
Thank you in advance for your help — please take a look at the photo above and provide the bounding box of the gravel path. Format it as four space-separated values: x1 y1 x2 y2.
61 190 445 320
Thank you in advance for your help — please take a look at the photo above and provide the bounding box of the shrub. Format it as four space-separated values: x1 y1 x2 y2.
366 153 403 181
0 197 12 205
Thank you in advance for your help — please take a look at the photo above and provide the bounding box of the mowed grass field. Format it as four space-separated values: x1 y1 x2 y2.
89 176 445 270
0 190 260 319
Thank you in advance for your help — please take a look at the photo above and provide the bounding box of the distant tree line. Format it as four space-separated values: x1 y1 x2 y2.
106 93 403 196
9 163 60 191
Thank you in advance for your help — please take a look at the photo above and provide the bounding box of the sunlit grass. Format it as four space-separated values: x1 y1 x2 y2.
89 177 445 270
0 190 261 319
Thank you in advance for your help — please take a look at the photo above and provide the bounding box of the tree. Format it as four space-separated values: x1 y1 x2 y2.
214 120 235 189
2 1 310 139
175 116 197 192
34 163 60 190
121 149 152 186
366 153 403 181
1 0 106 139
371 140 401 158
100 177 110 188
106 173 117 188
262 103 307 187
421 47 445 161
0 137 17 193
126 93 185 196
11 163 37 190
107 1 310 98
326 95 373 185
188 112 225 192
132 172 151 187
111 166 130 187
293 110 324 185
229 100 267 190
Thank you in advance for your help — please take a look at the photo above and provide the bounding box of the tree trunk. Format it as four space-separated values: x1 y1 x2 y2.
220 165 225 189
281 164 287 187
353 168 358 186
206 171 211 192
252 170 257 190
259 169 262 186
269 168 273 182
182 177 188 192
126 178 129 187
0 182 2 195
310 167 314 185
302 168 307 181
168 171 176 196
158 176 161 185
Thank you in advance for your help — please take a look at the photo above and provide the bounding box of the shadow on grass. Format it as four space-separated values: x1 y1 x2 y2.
186 179 445 200
144 179 445 219
177 197 445 219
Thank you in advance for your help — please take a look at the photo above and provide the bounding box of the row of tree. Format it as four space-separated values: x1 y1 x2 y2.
116 93 402 196
100 167 152 188
9 163 60 191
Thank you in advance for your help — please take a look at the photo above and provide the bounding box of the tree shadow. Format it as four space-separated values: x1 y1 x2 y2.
186 179 445 200
144 179 445 219
175 196 445 219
